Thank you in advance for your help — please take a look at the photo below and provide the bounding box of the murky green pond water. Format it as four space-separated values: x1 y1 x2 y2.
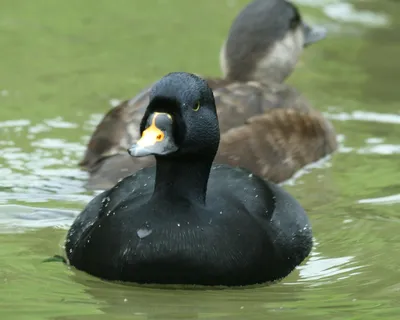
1 0 399 319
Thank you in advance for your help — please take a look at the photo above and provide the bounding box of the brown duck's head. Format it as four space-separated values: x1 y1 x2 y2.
219 0 327 84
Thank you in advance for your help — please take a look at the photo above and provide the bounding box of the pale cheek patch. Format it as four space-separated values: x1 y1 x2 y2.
251 28 304 83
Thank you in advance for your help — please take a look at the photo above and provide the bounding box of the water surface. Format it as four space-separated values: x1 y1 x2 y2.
1 0 399 319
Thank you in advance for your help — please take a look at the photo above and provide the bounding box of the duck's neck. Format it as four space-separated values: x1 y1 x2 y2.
152 156 213 205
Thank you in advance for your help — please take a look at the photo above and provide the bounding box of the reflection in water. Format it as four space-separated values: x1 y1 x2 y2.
297 246 362 286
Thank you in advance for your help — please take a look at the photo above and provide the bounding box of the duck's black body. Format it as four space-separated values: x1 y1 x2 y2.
65 72 312 286
66 164 311 286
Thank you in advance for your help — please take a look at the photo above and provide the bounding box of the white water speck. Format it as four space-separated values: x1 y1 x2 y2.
102 197 109 203
137 228 152 239
101 197 110 208
28 123 51 134
177 223 180 227
324 2 389 27
109 98 122 107
0 119 30 128
325 110 400 124
357 144 400 155
366 137 384 144
44 117 78 129
358 194 400 205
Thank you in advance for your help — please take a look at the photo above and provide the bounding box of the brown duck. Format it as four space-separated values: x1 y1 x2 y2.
80 0 337 190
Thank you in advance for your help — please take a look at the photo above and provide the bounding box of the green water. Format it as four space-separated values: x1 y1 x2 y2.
1 0 399 319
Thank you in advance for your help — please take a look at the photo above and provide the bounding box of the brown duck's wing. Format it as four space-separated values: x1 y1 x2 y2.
205 77 233 89
214 108 338 183
84 154 155 190
79 87 152 171
213 81 312 133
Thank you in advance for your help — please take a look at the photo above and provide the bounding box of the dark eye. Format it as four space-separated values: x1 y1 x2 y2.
193 101 200 112
290 8 301 29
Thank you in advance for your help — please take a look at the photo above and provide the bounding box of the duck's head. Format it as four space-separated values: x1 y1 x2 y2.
220 0 327 83
128 72 220 159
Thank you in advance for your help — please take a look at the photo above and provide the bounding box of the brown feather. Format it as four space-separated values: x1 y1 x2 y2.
215 108 337 183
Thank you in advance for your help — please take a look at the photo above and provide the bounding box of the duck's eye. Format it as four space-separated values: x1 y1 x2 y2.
193 101 200 112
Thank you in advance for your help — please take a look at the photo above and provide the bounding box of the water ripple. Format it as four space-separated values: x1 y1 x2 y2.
358 194 400 205
325 110 400 124
0 204 77 233
0 117 92 207
296 0 389 27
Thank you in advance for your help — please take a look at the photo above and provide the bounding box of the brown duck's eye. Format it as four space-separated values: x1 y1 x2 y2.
193 101 200 112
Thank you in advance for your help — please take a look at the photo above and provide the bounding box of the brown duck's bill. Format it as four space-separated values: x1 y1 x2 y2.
303 23 327 47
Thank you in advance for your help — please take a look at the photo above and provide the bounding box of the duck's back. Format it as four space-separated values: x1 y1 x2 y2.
207 164 312 271
207 80 336 183
66 164 312 285
212 80 310 132
66 167 155 256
